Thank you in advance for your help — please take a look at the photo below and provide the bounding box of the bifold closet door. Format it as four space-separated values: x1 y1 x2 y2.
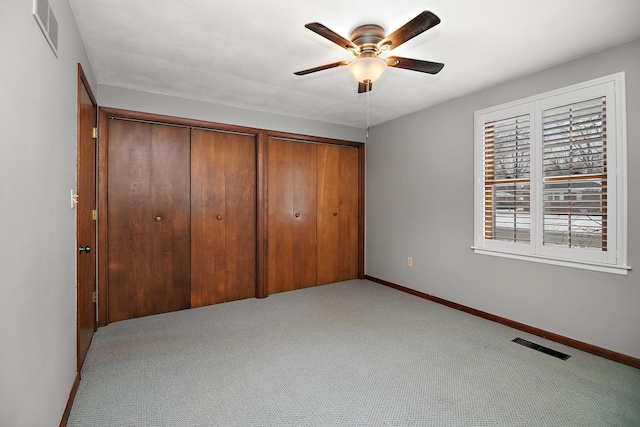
191 129 256 306
317 144 359 285
266 138 317 294
107 120 191 322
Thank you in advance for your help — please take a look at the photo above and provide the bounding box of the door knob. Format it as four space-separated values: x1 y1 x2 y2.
294 212 300 218
155 216 162 222
79 245 91 254
216 215 223 221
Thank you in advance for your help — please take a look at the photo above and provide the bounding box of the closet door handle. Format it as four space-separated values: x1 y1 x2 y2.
155 216 162 222
333 212 338 217
216 215 223 221
294 212 300 218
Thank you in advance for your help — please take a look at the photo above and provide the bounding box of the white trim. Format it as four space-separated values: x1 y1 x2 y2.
474 73 628 274
476 73 625 116
615 73 629 268
471 247 630 275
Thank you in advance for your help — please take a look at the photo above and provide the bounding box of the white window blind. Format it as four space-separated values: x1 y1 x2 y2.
542 97 607 251
474 73 628 274
483 114 531 243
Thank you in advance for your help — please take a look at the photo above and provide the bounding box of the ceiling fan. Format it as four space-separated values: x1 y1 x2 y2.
294 11 444 93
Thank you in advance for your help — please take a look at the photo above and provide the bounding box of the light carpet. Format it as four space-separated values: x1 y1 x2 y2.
68 280 640 426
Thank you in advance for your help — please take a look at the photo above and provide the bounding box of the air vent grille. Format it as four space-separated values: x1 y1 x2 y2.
48 8 58 50
33 0 59 57
512 337 571 360
35 0 48 24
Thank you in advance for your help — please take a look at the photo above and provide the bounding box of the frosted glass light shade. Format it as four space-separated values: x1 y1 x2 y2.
348 57 387 83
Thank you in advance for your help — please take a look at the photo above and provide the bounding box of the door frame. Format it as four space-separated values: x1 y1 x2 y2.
97 108 365 326
76 64 97 370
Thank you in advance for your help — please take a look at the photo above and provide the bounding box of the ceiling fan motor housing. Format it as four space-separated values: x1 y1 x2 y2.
350 24 385 54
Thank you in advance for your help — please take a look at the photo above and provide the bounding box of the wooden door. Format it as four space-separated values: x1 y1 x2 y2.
266 138 317 294
317 144 360 285
76 67 97 370
191 129 256 306
107 120 191 322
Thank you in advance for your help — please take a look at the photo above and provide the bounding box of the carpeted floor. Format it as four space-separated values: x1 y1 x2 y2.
68 280 640 426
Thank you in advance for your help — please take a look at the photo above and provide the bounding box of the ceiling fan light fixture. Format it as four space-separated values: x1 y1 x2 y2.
348 56 387 83
295 11 443 93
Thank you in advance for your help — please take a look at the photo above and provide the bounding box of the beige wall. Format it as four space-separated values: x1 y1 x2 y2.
365 38 640 359
98 84 365 142
0 0 97 425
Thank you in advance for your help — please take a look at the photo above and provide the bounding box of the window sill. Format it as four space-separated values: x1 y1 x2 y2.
471 246 631 275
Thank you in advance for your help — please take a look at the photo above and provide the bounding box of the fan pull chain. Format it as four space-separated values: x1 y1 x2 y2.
365 83 371 141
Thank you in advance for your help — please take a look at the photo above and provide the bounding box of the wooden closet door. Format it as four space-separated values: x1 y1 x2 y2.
191 129 256 306
317 144 360 285
107 120 191 322
266 138 317 294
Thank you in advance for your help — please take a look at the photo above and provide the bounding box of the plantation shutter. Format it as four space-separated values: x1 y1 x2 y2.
483 114 531 243
542 97 607 251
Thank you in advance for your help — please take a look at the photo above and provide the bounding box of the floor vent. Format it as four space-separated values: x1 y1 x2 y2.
512 337 570 360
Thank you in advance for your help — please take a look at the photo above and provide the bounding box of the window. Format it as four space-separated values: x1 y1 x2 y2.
474 73 629 274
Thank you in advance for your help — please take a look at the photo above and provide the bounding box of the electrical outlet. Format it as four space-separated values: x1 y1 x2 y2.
407 257 413 267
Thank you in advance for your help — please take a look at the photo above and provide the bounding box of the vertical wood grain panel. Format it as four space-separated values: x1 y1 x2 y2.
191 130 256 306
317 144 340 285
266 138 317 294
256 131 267 298
191 129 225 306
292 142 318 289
97 108 109 326
266 139 295 293
107 120 191 322
317 144 359 285
339 146 360 279
76 68 97 371
223 133 257 301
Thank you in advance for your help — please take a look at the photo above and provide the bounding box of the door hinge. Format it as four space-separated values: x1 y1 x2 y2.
92 291 97 303
92 209 97 221
92 127 98 139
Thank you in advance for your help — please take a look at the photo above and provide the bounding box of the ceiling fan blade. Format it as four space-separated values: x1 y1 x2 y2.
305 22 359 52
378 11 441 51
358 81 373 93
387 56 444 74
294 61 349 76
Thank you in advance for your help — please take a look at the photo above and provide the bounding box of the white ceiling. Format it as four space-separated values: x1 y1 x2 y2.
69 0 640 128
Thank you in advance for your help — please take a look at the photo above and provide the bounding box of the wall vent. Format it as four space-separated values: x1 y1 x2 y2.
33 0 59 57
512 337 571 360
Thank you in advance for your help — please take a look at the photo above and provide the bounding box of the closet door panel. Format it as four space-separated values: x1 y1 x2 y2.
266 139 294 293
292 142 318 289
223 133 257 301
317 144 359 285
191 130 256 307
191 130 226 306
107 120 191 322
266 139 317 294
338 145 360 280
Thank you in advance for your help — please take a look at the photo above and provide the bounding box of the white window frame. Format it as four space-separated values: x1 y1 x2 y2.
473 73 629 275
